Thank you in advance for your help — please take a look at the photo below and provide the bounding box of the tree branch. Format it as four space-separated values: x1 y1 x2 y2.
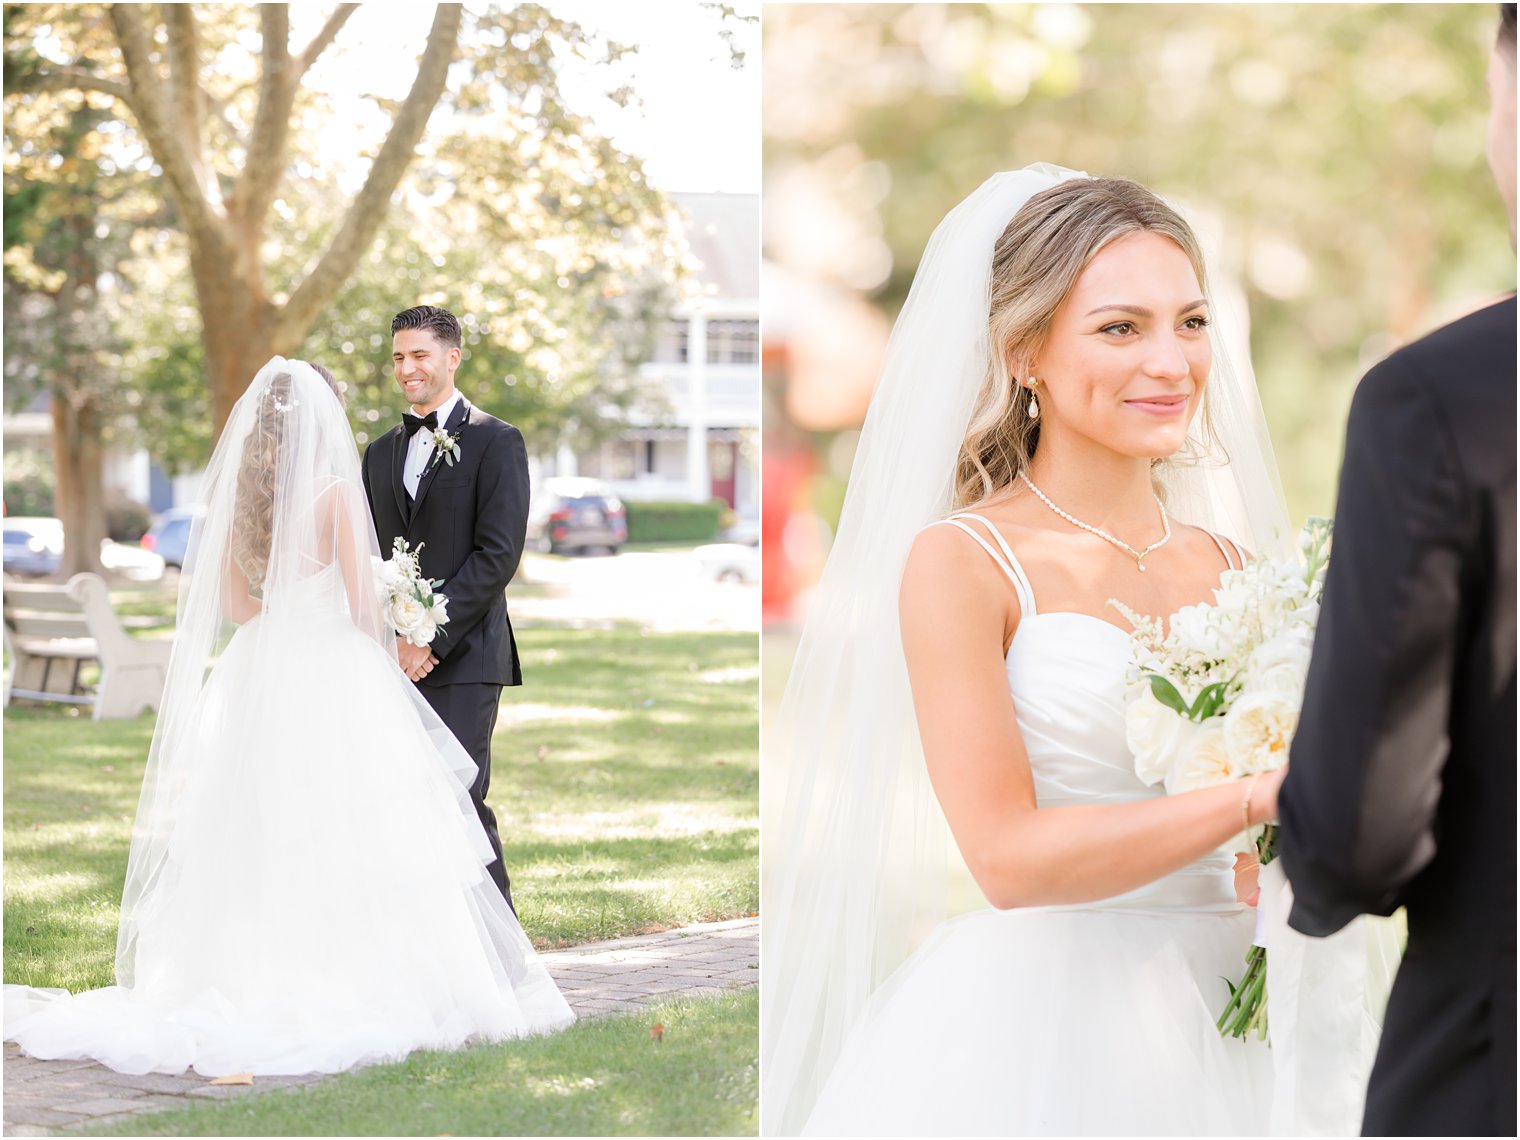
163 4 214 205
108 4 227 246
276 3 463 342
295 4 361 82
228 4 294 229
7 68 134 105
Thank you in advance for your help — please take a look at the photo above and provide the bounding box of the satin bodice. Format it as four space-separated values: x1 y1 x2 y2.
940 514 1240 916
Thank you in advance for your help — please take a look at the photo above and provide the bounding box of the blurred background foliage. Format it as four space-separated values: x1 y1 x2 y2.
4 2 707 573
763 2 1513 567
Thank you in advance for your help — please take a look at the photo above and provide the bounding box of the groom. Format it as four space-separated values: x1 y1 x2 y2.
1278 6 1516 1136
362 304 531 913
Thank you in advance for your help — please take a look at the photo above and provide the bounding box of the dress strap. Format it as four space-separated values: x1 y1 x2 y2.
1203 530 1246 571
930 514 1038 617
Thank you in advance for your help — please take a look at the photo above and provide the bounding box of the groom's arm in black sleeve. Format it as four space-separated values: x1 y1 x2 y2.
1276 353 1471 937
430 423 529 662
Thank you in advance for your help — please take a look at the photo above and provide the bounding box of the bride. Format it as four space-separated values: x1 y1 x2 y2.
5 359 573 1076
761 167 1388 1135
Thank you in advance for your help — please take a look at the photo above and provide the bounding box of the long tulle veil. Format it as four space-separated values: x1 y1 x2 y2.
115 358 391 986
758 165 1377 1134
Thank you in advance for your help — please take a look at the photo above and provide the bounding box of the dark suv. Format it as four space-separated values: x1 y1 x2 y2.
527 478 628 556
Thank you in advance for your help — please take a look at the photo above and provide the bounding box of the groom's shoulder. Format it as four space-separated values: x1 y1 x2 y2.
1380 295 1515 386
464 403 523 443
1358 295 1515 418
364 422 405 458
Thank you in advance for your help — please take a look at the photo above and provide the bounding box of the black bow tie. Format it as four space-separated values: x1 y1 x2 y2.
402 410 439 438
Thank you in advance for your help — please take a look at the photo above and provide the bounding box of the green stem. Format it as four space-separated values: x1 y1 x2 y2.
1223 953 1267 1038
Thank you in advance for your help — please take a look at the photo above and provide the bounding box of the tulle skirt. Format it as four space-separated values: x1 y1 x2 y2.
5 603 574 1076
803 903 1273 1136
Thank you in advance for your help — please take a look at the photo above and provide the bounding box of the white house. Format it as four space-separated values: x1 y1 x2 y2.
553 191 759 524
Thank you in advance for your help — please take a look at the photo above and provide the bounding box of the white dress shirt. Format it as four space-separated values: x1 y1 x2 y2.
403 392 462 499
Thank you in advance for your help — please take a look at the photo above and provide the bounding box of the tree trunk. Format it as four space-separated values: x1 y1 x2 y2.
190 241 293 438
52 186 109 579
51 388 107 579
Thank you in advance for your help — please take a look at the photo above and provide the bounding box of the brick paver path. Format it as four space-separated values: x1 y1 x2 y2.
2 916 758 1135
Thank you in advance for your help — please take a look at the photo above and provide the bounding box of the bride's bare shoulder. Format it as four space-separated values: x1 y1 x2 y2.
900 510 1030 626
1175 523 1253 571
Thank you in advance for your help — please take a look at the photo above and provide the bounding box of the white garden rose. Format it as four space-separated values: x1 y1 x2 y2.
430 593 449 625
1222 690 1298 774
389 593 426 635
1125 688 1199 787
406 612 438 648
1164 720 1236 795
1246 632 1312 698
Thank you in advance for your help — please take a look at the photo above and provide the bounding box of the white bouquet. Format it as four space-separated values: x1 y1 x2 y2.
372 536 450 648
1113 518 1332 1039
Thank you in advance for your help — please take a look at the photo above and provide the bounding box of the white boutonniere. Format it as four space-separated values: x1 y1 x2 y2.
427 426 462 472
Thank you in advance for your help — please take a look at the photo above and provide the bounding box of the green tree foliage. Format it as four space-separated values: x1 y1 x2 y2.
765 3 1511 519
2 2 165 570
4 3 691 483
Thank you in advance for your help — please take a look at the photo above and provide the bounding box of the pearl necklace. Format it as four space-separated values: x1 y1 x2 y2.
1018 471 1171 573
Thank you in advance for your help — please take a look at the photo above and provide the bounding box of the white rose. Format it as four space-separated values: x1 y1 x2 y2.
1164 720 1237 795
430 593 449 625
407 612 438 648
389 593 425 635
1222 690 1298 774
1246 633 1312 698
1126 688 1199 786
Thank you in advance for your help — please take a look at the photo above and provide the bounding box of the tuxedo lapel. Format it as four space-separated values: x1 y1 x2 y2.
390 427 410 527
409 397 471 524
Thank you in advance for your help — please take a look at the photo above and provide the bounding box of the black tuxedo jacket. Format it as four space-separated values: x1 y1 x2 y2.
1278 296 1516 1136
362 395 530 687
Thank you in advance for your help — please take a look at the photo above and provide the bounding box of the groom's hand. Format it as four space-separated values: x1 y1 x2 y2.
398 639 440 681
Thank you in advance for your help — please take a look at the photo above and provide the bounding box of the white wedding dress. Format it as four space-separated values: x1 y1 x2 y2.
803 515 1273 1136
5 359 574 1076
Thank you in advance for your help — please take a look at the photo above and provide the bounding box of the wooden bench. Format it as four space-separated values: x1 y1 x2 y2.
3 573 171 720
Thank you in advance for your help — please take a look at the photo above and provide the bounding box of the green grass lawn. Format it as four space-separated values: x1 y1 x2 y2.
80 988 759 1137
4 626 758 991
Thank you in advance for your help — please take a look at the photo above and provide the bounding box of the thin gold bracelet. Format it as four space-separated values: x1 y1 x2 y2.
1240 772 1263 836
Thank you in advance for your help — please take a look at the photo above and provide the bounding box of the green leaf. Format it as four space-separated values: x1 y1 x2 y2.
1146 673 1190 717
1189 681 1232 721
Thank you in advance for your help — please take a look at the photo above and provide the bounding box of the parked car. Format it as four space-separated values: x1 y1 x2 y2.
140 506 204 569
2 516 166 582
2 516 63 577
527 478 628 555
693 539 760 585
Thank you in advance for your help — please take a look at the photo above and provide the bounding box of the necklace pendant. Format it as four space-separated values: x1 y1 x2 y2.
1137 561 1147 573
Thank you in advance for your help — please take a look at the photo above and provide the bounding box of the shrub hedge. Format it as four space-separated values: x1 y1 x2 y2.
625 498 726 542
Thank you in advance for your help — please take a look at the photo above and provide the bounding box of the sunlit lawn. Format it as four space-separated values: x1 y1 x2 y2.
79 989 759 1138
4 624 758 991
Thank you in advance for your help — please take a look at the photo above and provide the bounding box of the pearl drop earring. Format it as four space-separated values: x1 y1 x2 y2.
1026 377 1040 421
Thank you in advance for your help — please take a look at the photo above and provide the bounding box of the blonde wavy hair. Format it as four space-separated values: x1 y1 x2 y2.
953 177 1210 509
232 362 342 592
